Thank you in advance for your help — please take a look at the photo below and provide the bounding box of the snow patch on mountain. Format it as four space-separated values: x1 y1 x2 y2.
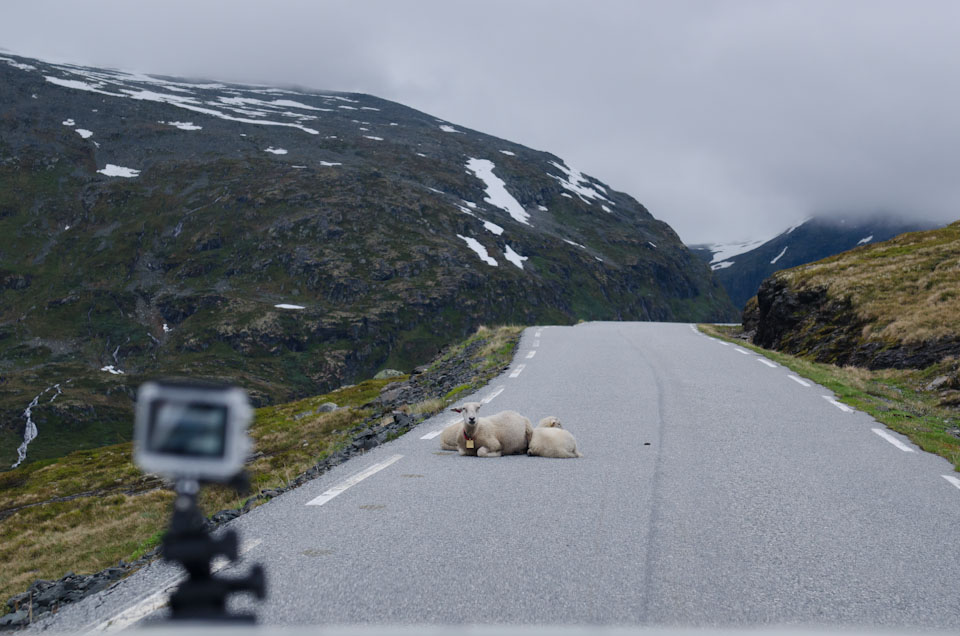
97 164 140 178
465 158 530 225
858 235 874 245
770 246 789 264
548 161 614 206
504 245 528 270
457 234 498 266
161 120 202 130
75 129 93 139
483 220 504 236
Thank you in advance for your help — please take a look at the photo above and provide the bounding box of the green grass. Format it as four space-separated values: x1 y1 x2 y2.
699 324 960 470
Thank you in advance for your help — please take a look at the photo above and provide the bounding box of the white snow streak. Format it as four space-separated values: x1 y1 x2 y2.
499 150 515 156
563 239 586 249
504 245 528 270
264 147 288 155
97 164 140 178
770 246 789 265
274 304 305 310
101 365 125 375
62 119 75 126
161 121 202 130
465 158 530 225
439 124 462 133
75 129 93 139
711 261 735 270
483 220 504 235
858 235 874 245
548 161 614 205
457 235 498 266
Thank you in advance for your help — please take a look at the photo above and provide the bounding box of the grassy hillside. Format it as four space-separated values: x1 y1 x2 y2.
747 220 960 369
0 325 522 609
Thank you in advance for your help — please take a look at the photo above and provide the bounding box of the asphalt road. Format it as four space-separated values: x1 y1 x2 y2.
32 322 960 631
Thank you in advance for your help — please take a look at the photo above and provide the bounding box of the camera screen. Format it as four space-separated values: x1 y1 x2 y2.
147 400 228 458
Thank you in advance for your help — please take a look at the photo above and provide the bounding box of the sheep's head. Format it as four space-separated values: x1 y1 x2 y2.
538 416 563 429
451 402 483 433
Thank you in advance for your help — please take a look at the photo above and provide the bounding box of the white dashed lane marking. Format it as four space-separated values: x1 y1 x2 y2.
823 395 853 413
306 455 403 506
525 350 537 359
735 347 751 355
757 358 777 368
942 475 960 491
509 364 526 378
872 428 915 453
481 386 505 403
788 375 811 387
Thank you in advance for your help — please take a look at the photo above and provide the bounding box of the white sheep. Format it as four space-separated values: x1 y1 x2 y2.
440 421 462 451
451 402 533 457
527 416 583 458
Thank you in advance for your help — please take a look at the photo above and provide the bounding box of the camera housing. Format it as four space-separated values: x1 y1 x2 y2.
134 381 252 483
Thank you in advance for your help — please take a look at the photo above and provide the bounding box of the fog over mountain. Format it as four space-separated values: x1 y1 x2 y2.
2 0 960 244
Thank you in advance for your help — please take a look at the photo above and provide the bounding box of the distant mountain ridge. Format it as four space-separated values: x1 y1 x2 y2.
688 215 938 308
0 52 735 467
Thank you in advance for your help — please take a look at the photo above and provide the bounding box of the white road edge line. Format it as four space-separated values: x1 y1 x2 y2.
735 347 751 355
509 364 526 378
88 539 263 633
872 428 915 453
306 454 403 506
788 375 811 387
525 350 537 359
481 386 505 403
823 395 854 413
757 359 777 368
942 475 960 490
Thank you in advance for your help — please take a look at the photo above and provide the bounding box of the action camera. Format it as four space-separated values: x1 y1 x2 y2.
134 381 252 483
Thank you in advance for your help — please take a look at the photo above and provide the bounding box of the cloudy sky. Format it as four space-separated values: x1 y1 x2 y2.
2 0 959 244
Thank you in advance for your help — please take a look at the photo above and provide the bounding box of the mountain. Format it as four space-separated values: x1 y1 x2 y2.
688 215 938 309
743 221 960 369
0 52 736 467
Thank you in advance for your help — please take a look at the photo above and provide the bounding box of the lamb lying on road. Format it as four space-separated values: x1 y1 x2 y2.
452 402 533 457
527 416 583 458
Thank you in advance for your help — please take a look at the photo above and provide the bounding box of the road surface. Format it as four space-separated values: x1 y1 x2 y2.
32 322 960 631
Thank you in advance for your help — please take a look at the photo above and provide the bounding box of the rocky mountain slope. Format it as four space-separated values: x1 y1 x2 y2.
689 215 936 308
0 53 735 467
742 221 960 369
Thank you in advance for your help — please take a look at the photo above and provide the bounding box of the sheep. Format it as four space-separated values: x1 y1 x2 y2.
527 416 583 458
439 421 462 451
451 401 533 457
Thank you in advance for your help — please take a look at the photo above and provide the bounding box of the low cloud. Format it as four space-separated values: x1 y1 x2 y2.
3 0 959 243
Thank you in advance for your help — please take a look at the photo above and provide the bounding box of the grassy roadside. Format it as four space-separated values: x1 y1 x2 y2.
0 325 524 606
698 324 960 471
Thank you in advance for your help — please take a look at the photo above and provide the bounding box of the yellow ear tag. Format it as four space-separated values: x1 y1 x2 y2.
466 440 475 449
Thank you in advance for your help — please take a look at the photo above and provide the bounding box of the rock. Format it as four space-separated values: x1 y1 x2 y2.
212 509 241 524
392 411 416 429
0 609 28 628
316 402 338 413
374 369 405 380
411 365 430 376
927 375 951 391
377 389 403 404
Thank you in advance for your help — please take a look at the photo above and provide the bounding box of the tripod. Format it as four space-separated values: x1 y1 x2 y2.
162 479 266 622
